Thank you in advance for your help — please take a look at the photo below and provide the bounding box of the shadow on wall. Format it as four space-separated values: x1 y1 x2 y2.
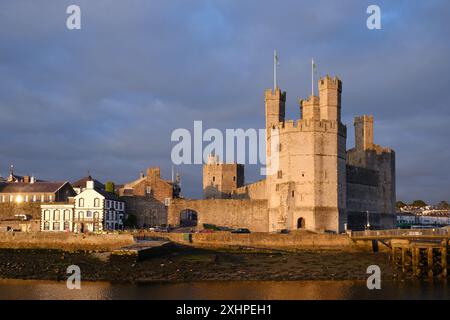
203 185 232 199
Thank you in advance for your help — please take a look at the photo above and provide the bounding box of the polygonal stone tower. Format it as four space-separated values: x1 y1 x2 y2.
265 76 347 233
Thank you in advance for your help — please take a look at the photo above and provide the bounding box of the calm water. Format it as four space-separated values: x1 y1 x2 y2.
0 279 449 300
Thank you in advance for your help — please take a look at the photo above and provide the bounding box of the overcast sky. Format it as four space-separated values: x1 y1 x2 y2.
0 0 449 203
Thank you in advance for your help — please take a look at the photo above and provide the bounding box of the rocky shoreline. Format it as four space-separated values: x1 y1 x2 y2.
0 246 400 283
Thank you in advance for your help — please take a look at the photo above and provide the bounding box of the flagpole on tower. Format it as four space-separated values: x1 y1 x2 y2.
311 58 315 97
273 50 280 91
273 50 277 90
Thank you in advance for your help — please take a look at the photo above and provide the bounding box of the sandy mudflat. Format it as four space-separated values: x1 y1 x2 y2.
0 246 398 282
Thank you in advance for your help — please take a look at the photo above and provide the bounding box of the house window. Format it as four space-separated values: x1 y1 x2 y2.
115 202 118 209
146 186 152 194
64 210 71 220
164 198 170 206
233 176 236 182
53 210 60 221
44 210 50 220
53 222 60 231
277 170 282 179
94 198 100 207
86 211 93 218
49 195 53 202
41 195 45 202
64 221 70 231
9 195 13 202
79 211 84 219
292 190 295 197
79 198 84 207
93 212 99 219
278 143 282 152
44 222 50 231
33 195 36 202
106 200 110 208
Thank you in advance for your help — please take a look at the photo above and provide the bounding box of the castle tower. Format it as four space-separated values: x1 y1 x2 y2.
265 75 347 233
354 115 374 150
265 88 286 129
318 75 342 121
202 154 244 199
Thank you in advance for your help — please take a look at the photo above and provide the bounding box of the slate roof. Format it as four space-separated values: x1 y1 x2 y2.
0 182 69 194
71 176 105 190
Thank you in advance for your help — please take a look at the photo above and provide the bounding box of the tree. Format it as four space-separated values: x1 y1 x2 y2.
411 200 427 208
396 201 407 209
437 201 450 209
105 181 115 193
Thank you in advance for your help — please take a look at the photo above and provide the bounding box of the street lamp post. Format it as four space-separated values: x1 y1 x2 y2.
366 210 371 230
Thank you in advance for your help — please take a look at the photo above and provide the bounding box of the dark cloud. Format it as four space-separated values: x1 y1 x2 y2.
0 0 449 203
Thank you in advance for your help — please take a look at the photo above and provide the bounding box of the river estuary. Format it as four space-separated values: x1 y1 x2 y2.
0 279 449 300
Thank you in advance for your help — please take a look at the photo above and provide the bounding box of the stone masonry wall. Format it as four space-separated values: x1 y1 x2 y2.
0 232 134 251
168 199 269 232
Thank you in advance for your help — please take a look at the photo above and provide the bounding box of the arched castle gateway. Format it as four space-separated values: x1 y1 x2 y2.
168 75 395 233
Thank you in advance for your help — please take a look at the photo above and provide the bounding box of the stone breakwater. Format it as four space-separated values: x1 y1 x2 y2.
139 230 381 252
0 232 134 251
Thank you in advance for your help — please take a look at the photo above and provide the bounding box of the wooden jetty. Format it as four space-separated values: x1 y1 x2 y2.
351 229 449 279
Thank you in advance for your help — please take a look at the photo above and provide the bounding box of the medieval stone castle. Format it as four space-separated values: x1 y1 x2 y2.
168 75 395 233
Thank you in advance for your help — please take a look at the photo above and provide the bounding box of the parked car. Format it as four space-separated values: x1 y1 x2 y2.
153 226 170 233
231 228 251 234
199 229 214 233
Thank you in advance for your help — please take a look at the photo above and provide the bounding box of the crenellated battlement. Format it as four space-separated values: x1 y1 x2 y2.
268 118 346 136
265 88 286 101
318 75 342 92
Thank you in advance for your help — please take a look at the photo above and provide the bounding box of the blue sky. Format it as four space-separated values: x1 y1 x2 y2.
0 0 449 203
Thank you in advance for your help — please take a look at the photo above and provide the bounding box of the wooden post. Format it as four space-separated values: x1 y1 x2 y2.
412 247 418 277
427 248 434 278
442 240 447 278
402 247 406 273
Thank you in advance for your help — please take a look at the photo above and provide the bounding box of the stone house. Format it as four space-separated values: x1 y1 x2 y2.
119 167 181 228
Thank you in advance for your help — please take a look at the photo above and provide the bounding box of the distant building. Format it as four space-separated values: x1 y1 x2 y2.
41 180 124 232
119 167 181 228
396 213 450 228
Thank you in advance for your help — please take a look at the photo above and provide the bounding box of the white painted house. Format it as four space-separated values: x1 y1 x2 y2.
41 180 125 232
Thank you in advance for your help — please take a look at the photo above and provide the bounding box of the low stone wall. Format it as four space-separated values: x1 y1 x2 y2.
142 231 376 252
0 232 134 251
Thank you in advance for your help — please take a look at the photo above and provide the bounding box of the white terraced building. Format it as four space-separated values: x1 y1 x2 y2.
41 180 125 232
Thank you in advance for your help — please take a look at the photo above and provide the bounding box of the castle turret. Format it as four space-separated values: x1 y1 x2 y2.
318 75 342 121
265 88 286 129
354 115 374 150
300 95 320 120
203 155 244 199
